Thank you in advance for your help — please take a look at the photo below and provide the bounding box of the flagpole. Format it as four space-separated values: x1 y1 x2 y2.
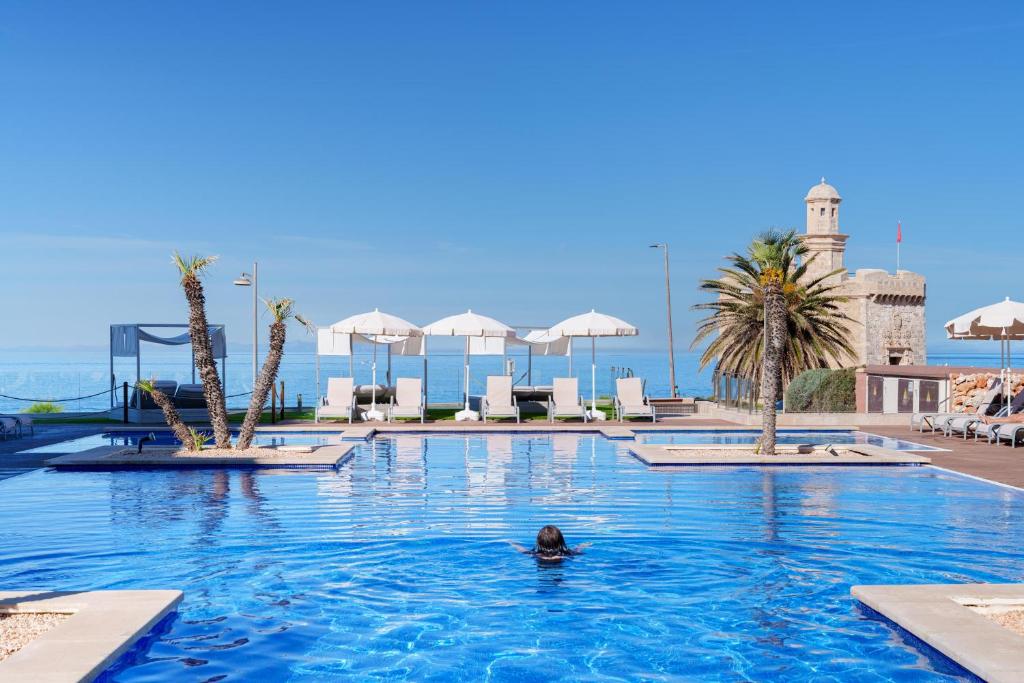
896 220 902 272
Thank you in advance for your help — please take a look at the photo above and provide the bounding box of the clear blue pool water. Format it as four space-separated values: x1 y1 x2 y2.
22 428 938 454
21 430 348 454
634 430 941 451
1 433 1016 680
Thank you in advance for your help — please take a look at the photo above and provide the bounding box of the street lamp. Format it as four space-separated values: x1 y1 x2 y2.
649 243 678 398
233 261 258 387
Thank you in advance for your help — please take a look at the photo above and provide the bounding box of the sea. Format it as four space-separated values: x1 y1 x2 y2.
0 348 1007 414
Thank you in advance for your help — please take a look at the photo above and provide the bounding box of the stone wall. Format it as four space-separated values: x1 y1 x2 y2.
862 301 927 366
950 372 1024 413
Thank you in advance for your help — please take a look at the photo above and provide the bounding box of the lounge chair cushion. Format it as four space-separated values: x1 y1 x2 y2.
485 376 518 416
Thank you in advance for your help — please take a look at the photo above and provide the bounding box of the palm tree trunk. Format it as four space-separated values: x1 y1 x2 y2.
182 275 232 448
145 386 196 450
235 321 286 450
760 286 786 455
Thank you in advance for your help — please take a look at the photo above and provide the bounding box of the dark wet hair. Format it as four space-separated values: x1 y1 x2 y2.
534 525 571 557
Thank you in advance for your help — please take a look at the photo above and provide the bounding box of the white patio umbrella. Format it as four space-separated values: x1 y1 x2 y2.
945 297 1024 411
331 309 422 420
548 310 638 421
423 310 516 421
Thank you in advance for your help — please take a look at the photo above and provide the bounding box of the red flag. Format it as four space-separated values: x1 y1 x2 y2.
897 221 902 243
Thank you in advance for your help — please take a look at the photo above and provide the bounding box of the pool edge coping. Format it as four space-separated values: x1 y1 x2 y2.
852 583 1024 683
0 589 183 682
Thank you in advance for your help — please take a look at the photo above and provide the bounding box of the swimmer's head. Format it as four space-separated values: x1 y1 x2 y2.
535 525 570 557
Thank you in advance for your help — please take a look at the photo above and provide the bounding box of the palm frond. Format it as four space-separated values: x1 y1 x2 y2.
172 252 219 281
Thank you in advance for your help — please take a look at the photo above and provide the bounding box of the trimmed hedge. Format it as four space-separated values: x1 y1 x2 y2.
785 368 856 413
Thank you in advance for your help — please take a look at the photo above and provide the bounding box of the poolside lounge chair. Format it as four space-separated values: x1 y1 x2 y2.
129 380 178 410
317 377 356 423
912 378 1002 433
947 388 1024 440
548 378 588 423
0 414 33 437
389 378 424 423
173 384 207 409
0 417 18 440
614 377 656 422
482 375 519 423
994 423 1024 448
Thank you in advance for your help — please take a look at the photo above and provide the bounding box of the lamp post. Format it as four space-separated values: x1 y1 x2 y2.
649 243 677 398
233 262 258 387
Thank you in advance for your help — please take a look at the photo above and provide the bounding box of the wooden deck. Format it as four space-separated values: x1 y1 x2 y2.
869 425 1024 489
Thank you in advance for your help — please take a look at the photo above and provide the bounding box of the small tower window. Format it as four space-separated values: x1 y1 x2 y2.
831 208 836 217
820 207 825 216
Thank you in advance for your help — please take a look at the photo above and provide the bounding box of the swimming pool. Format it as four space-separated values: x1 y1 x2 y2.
634 429 941 451
22 428 939 454
20 429 349 454
2 433 1014 680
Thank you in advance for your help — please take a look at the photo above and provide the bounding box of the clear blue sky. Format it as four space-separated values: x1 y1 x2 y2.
1 2 1021 353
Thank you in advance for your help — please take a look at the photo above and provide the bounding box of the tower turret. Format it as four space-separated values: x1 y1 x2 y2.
802 178 848 281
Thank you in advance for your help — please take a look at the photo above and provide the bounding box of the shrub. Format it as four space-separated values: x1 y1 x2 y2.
785 369 855 413
24 401 63 414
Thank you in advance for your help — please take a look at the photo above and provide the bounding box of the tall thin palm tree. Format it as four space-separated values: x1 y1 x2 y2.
136 379 196 450
173 253 232 448
235 298 310 449
692 230 855 454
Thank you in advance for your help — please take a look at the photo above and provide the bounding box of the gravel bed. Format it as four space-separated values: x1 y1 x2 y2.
985 609 1024 637
0 612 70 661
114 446 308 459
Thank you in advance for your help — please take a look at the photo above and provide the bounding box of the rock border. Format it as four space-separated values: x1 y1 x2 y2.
0 590 182 682
852 583 1024 683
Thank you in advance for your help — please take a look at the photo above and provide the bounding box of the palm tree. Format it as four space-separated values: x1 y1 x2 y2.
235 298 310 449
173 253 232 448
692 230 855 454
136 379 196 450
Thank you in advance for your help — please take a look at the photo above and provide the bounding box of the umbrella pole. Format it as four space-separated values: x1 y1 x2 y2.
371 336 377 412
464 336 471 412
568 338 573 376
591 336 597 414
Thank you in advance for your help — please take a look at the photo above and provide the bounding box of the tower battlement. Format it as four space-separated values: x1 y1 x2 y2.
799 180 927 367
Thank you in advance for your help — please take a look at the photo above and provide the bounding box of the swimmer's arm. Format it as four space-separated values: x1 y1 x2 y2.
572 542 592 554
508 541 532 554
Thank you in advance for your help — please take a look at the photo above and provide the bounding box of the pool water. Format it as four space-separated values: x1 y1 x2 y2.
2 433 1016 680
20 430 347 454
22 428 938 454
635 429 940 451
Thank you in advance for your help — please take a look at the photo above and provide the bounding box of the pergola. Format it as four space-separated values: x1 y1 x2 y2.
109 323 227 409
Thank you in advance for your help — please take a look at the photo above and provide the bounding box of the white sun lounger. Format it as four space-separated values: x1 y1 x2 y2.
548 378 587 423
912 379 1002 433
0 417 19 440
389 378 424 423
994 423 1024 448
317 377 356 423
0 414 33 437
948 389 1024 439
614 377 656 422
482 375 519 423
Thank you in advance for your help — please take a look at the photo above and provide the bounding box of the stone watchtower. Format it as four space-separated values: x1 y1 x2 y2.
802 178 847 282
798 179 927 367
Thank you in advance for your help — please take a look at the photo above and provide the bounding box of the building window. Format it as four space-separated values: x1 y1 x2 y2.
820 207 825 216
831 208 836 217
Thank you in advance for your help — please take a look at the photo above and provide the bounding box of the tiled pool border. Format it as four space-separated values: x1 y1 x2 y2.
853 584 1024 683
0 590 183 682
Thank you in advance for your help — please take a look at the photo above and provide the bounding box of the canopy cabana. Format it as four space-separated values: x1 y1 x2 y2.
109 323 227 419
